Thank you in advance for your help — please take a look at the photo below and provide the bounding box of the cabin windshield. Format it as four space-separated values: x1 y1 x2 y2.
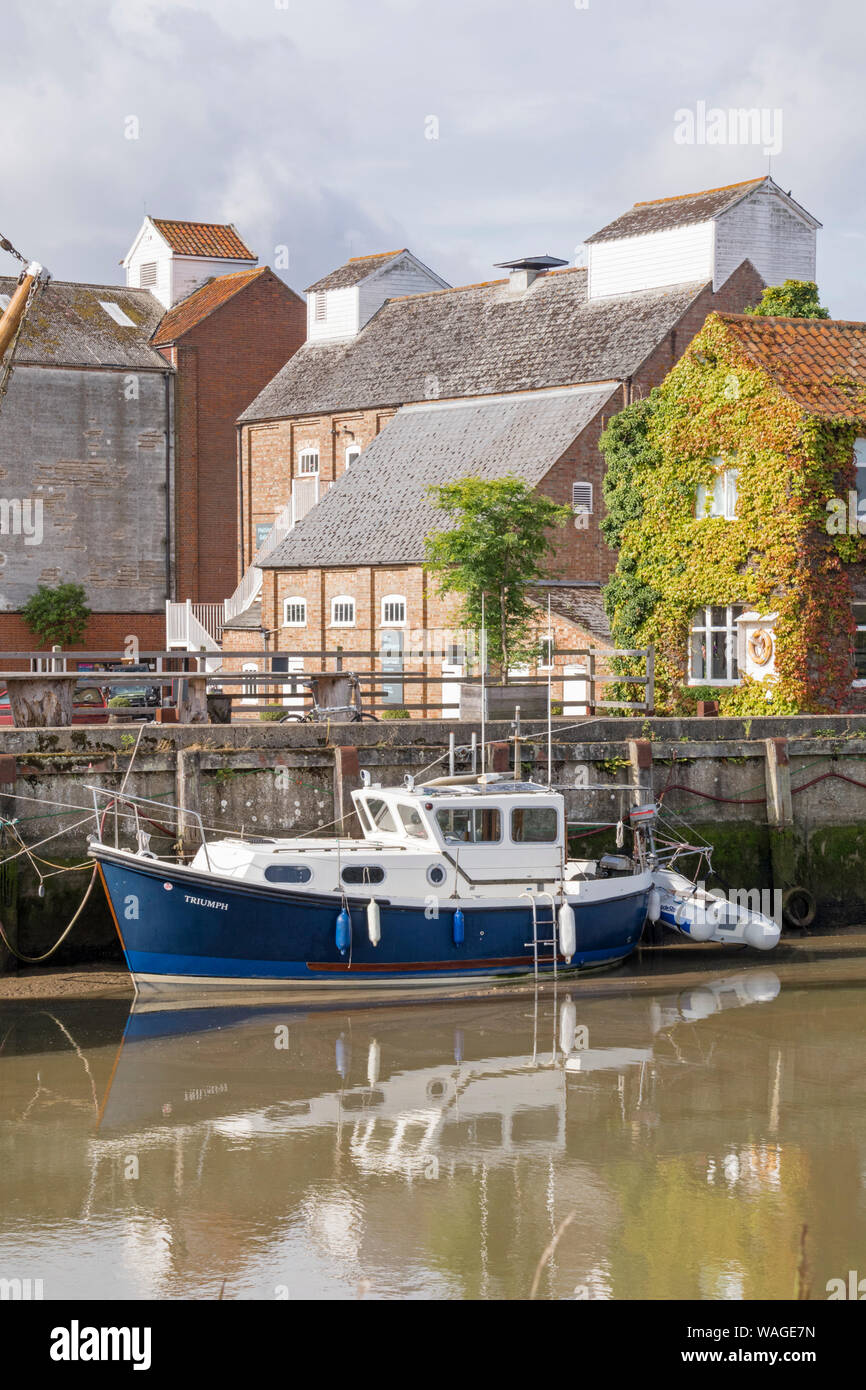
436 806 502 844
396 802 429 839
364 797 399 834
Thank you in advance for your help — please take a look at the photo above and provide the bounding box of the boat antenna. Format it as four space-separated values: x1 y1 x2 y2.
547 595 553 787
480 592 486 774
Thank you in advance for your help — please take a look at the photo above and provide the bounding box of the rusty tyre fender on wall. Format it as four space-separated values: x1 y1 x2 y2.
782 886 816 930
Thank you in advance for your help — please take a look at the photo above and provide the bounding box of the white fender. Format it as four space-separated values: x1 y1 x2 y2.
559 999 577 1054
558 902 576 963
367 898 381 947
647 887 661 922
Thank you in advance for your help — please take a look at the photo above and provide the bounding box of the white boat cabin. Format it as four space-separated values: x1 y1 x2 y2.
190 776 590 899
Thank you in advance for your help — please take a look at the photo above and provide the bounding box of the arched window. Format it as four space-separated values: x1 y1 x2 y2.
381 594 406 625
298 448 319 475
331 596 355 627
345 445 361 469
283 597 307 628
242 662 258 705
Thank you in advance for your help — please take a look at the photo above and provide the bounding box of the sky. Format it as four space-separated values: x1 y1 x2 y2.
2 0 864 315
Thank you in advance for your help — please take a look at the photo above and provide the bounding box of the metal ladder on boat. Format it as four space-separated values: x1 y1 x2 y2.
522 890 558 984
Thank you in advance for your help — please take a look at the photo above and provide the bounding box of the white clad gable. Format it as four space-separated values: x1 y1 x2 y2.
713 187 817 290
306 250 449 343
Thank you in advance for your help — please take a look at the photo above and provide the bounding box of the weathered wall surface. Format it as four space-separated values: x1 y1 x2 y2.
0 365 170 612
2 714 866 974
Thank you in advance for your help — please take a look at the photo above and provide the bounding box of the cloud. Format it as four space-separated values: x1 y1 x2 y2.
0 0 862 315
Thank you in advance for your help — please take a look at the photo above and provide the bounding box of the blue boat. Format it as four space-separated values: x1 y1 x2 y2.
88 773 653 994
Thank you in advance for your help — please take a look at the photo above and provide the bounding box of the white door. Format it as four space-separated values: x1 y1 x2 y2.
563 664 589 716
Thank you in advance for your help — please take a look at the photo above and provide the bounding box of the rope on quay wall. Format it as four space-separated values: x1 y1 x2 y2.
0 724 147 966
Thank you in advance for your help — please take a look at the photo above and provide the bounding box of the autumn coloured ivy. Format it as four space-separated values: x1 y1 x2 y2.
600 313 866 714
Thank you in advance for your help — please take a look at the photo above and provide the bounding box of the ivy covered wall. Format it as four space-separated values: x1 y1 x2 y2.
601 313 866 714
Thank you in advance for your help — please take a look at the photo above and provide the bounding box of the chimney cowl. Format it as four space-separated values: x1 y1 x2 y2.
494 253 568 294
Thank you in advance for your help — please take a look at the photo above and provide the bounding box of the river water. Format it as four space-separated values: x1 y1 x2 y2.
1 955 865 1301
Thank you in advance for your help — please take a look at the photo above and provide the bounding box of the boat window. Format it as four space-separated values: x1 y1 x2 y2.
365 798 399 834
511 806 559 843
436 807 501 844
341 865 386 885
397 802 429 839
264 864 313 883
354 798 374 832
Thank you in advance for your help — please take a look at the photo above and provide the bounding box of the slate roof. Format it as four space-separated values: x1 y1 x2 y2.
306 250 407 293
528 585 611 645
715 313 866 421
153 266 279 344
242 268 707 422
585 177 769 244
223 601 264 631
151 219 256 261
0 277 169 369
261 385 619 569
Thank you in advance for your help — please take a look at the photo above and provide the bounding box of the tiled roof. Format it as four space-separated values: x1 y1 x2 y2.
153 266 274 344
716 313 866 421
0 277 169 369
528 585 611 645
306 250 407 293
585 177 769 244
261 385 619 569
241 269 707 421
151 219 256 261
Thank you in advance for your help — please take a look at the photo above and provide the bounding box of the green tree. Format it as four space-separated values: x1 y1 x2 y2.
21 582 91 647
745 279 829 319
425 476 570 677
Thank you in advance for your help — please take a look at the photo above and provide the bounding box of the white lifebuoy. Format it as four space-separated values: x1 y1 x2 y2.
748 629 774 666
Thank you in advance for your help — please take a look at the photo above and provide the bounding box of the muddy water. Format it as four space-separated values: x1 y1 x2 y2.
1 958 865 1301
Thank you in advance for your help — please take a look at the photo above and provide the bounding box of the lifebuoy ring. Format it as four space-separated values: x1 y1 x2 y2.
748 629 774 667
782 886 816 930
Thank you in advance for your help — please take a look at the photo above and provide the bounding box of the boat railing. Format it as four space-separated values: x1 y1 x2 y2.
85 784 212 871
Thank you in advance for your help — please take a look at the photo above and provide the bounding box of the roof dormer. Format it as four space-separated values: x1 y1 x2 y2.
584 177 820 300
305 248 449 342
121 216 257 310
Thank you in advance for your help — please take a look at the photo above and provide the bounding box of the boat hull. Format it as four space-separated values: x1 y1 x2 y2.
93 847 651 993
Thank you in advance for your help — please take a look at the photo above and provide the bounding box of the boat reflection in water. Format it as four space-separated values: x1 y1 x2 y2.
5 966 866 1300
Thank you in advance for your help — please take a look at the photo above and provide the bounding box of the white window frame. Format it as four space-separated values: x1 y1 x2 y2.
572 481 593 514
139 262 158 288
331 596 356 628
538 635 554 671
381 594 406 626
298 448 319 476
688 605 744 686
283 597 307 628
345 445 361 469
853 600 866 687
696 460 739 520
854 439 866 513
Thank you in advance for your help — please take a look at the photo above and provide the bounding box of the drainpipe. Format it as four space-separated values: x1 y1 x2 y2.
164 369 174 599
236 423 245 575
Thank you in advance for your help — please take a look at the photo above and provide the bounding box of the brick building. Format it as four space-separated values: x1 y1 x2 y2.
153 263 305 606
220 177 820 715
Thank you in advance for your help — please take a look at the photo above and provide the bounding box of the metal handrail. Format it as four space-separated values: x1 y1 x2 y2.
86 784 212 871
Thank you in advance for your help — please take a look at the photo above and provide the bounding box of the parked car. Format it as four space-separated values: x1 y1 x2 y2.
0 684 109 725
104 664 162 718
